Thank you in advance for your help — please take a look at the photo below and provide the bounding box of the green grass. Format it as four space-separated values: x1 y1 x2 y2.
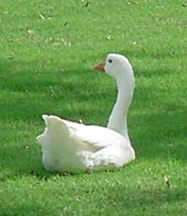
0 0 187 215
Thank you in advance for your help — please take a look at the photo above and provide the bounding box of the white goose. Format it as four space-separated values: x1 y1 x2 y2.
37 53 135 173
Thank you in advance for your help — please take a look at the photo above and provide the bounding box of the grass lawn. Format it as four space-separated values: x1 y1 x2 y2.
0 0 187 215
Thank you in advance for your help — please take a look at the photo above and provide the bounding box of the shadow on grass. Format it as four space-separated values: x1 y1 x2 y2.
129 109 187 162
0 57 113 122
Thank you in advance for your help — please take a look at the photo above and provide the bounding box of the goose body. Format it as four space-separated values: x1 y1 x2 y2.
37 54 136 173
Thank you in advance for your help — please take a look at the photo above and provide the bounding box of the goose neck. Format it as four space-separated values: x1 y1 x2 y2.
107 74 134 137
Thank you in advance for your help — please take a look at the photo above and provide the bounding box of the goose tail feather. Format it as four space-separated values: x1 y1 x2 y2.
37 115 69 145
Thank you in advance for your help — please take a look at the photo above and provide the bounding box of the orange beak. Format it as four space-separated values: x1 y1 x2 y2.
94 61 105 72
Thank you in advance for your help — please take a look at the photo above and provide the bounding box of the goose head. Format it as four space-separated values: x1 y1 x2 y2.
94 53 135 87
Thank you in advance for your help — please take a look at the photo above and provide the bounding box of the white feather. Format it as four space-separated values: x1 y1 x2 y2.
37 53 136 173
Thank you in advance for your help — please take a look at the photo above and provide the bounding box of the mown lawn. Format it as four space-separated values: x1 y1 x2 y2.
0 0 187 215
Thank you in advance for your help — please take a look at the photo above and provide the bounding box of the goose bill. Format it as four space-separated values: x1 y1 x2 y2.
94 61 105 72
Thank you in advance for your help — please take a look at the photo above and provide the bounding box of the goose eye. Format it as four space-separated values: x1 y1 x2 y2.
108 59 112 63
